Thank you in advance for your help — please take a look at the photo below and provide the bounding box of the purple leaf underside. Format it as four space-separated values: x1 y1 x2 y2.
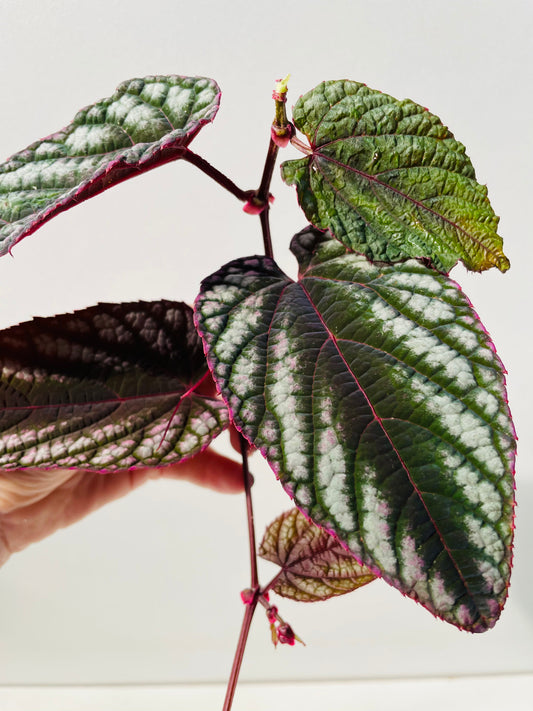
259 508 376 602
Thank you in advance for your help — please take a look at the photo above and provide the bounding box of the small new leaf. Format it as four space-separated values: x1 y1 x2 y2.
259 508 376 602
195 227 516 632
0 301 228 470
281 80 509 273
0 75 220 256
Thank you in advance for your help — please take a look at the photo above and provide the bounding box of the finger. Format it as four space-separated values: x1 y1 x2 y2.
0 442 246 566
0 449 245 564
158 448 244 494
0 468 152 561
2 449 244 538
0 440 244 517
0 468 79 513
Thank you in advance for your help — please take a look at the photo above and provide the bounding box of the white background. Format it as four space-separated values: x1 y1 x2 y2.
0 0 531 708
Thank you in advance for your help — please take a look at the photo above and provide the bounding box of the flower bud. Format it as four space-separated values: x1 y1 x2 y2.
277 623 296 646
266 606 278 624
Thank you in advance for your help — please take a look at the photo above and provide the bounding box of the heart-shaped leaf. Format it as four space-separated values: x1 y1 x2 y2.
0 300 228 470
281 80 509 274
195 227 516 632
0 75 220 256
259 508 376 602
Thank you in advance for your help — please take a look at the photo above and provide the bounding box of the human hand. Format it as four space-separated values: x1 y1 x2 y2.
0 435 244 567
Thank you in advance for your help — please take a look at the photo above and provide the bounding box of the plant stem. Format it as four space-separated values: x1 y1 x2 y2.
240 434 258 589
257 138 279 204
183 149 253 203
260 568 284 597
255 76 292 259
222 79 294 709
259 205 274 260
256 137 278 259
221 435 260 711
222 594 258 711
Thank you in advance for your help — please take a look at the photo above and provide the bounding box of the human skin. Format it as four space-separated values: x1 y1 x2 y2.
0 435 244 567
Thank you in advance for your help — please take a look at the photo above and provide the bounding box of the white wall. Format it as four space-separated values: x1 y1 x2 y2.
0 0 531 698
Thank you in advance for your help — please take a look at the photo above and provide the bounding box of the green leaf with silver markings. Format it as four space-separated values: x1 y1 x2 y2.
259 508 376 602
0 75 220 256
195 226 516 632
281 80 509 273
0 300 228 470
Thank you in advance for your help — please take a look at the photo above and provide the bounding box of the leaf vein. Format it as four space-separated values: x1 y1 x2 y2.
298 281 491 622
316 152 500 266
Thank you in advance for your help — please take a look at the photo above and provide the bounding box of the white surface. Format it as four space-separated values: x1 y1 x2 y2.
1 676 532 711
0 0 531 691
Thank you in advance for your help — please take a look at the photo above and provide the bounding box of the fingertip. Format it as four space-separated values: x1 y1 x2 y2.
160 448 245 494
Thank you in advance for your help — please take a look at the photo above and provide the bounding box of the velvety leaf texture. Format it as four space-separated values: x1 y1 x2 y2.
195 227 516 632
0 301 228 470
281 80 509 274
259 508 376 602
0 75 220 256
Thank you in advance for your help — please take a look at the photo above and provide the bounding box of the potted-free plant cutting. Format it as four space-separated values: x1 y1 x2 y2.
0 74 516 709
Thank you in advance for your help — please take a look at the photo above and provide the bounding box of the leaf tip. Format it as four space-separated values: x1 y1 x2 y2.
497 254 511 273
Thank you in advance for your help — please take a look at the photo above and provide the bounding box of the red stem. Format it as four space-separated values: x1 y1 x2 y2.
259 208 274 261
257 138 279 202
222 594 259 711
221 436 260 711
260 569 284 597
240 435 259 589
182 149 253 203
221 93 287 708
256 138 278 259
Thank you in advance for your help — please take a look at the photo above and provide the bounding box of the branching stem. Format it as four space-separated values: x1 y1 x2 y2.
221 78 294 709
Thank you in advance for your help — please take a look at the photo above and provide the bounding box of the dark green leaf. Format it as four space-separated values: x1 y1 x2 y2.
195 227 516 632
0 75 220 256
0 301 228 470
259 508 376 602
281 80 509 273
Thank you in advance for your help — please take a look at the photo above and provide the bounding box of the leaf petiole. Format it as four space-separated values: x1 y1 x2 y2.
290 135 312 155
182 149 254 203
